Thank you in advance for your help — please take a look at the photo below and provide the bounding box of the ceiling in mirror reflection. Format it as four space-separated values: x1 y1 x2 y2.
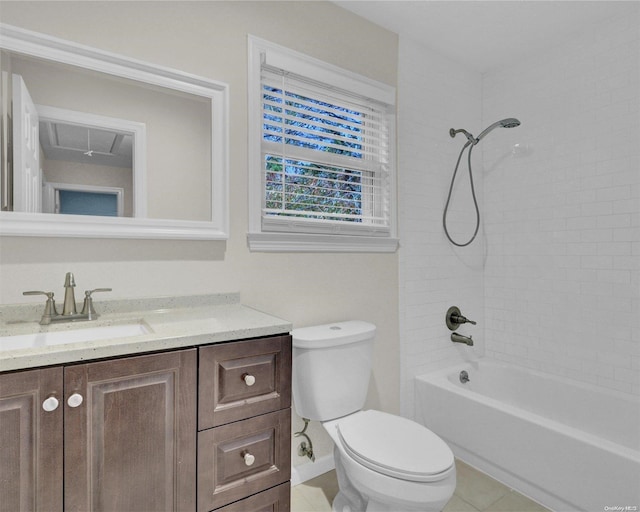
39 121 134 168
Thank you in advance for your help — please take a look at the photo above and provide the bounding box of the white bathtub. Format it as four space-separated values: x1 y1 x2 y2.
415 360 640 512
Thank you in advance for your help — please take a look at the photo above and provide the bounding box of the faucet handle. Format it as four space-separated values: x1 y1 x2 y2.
23 290 54 298
23 291 58 324
446 306 477 330
81 288 112 319
85 288 112 296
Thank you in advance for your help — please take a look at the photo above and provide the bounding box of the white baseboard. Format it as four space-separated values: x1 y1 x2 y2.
291 454 335 486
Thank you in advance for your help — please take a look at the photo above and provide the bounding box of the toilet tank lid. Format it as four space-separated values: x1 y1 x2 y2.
292 321 376 349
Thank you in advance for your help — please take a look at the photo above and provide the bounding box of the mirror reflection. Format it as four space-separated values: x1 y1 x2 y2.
2 49 212 222
39 117 134 217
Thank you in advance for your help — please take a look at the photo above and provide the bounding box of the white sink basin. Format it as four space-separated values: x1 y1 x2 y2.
0 322 151 351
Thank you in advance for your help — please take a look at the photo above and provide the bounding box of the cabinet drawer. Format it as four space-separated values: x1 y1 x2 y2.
212 482 290 512
198 335 291 429
197 409 291 512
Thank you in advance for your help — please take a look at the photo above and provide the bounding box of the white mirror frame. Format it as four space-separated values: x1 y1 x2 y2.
0 23 229 240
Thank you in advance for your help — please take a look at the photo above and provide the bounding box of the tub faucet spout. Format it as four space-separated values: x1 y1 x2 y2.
451 332 473 346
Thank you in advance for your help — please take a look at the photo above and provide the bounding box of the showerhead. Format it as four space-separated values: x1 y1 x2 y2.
475 118 521 143
500 118 521 129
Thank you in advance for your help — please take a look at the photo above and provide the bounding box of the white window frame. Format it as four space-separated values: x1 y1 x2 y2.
247 35 398 253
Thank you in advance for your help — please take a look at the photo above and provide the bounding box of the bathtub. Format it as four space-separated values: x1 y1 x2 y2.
415 360 640 512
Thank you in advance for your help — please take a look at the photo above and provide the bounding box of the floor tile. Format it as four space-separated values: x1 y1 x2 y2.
292 471 337 511
483 490 550 512
443 494 482 512
453 460 511 510
291 489 319 512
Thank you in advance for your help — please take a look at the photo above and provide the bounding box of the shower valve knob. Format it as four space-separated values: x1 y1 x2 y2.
453 314 476 325
446 306 476 330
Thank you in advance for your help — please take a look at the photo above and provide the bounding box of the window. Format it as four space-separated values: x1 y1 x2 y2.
248 36 398 252
43 182 125 217
58 189 119 217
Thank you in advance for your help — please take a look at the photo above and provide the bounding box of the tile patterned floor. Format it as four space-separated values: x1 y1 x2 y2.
291 460 551 512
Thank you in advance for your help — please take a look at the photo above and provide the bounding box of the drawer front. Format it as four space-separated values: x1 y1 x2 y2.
212 482 290 512
198 335 291 429
197 409 291 512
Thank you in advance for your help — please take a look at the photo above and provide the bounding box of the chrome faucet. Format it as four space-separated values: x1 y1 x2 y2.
451 332 474 346
24 272 111 325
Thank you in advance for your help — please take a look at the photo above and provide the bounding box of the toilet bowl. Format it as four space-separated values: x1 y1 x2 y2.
292 321 456 512
323 410 456 512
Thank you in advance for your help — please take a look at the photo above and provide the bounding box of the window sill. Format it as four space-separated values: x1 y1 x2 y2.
247 232 399 253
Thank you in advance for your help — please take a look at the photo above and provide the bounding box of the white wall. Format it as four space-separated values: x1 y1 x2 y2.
398 38 484 418
0 0 399 474
482 6 640 396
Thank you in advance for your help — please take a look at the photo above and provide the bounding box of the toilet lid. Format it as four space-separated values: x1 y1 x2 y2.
337 410 454 482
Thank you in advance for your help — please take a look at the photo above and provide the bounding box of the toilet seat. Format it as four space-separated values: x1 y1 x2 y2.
336 410 454 483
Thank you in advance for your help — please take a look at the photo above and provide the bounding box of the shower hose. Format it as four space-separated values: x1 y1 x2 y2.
442 140 480 247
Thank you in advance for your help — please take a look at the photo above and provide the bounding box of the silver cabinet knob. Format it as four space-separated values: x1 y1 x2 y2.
42 396 59 412
242 451 255 466
242 373 256 386
67 393 84 408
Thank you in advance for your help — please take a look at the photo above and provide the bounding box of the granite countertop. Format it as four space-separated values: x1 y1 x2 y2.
0 293 292 372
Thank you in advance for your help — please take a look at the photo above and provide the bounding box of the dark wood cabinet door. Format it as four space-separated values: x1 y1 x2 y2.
197 409 291 512
199 335 292 429
0 366 63 512
64 349 197 512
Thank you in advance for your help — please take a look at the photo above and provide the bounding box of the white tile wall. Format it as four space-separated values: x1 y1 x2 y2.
481 7 639 395
398 38 484 417
399 4 640 416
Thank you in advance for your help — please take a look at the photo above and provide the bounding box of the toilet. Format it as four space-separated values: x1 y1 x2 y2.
292 321 456 512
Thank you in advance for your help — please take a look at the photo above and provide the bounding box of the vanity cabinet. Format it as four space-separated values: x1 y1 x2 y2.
0 349 196 512
0 334 292 512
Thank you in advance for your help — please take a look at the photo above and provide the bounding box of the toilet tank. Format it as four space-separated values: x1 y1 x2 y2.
292 320 376 421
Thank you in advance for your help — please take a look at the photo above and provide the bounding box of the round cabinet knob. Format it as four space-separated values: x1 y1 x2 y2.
42 396 59 412
242 451 256 466
67 393 84 408
242 373 256 386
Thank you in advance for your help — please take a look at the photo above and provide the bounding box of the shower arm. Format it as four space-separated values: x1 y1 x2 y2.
449 128 476 144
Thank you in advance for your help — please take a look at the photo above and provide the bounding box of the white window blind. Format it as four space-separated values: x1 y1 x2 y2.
260 65 394 237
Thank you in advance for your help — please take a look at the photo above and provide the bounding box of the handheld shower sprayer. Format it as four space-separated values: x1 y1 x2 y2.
444 118 521 246
449 118 520 146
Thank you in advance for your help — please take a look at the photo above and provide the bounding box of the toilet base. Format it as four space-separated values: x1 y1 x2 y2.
331 445 455 512
332 489 451 512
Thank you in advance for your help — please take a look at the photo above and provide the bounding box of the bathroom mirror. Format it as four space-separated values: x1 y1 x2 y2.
0 24 229 239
